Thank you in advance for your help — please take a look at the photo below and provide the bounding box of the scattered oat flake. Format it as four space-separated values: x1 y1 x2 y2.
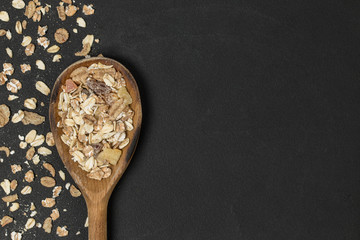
43 162 55 176
38 25 47 36
37 36 50 49
20 185 32 195
1 179 10 195
10 202 19 212
11 231 22 240
75 34 94 56
56 226 68 237
0 146 10 157
24 170 34 182
0 104 10 127
46 132 55 146
2 194 18 202
54 28 69 44
40 177 55 188
38 147 52 156
52 186 62 198
21 36 32 46
22 111 45 125
42 198 56 208
50 208 59 221
25 43 35 56
35 81 50 95
6 30 12 40
76 17 86 28
1 216 13 227
59 170 65 181
43 217 52 233
20 64 31 73
12 0 25 9
10 180 17 191
11 164 22 174
0 11 10 22
70 184 81 197
83 4 95 15
25 218 35 229
7 79 21 93
15 21 22 34
53 54 62 62
36 60 45 70
6 48 13 58
57 5 66 21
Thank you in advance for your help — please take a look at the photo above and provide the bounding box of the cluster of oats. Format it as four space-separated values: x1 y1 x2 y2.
58 63 134 180
0 0 97 238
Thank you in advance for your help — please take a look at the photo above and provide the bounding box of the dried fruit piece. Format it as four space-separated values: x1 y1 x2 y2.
36 60 45 70
0 11 10 22
57 226 68 237
83 4 95 15
24 170 34 182
69 185 81 197
97 148 122 165
35 81 50 95
40 177 55 187
22 111 45 125
54 28 69 44
51 208 60 221
2 194 18 202
43 162 55 176
12 0 25 9
0 104 10 127
21 186 32 195
41 198 55 208
43 217 52 233
1 216 13 227
57 5 66 21
25 43 35 56
86 79 111 96
24 98 37 109
7 79 22 93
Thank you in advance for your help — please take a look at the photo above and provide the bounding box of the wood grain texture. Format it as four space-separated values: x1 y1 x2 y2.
49 57 142 240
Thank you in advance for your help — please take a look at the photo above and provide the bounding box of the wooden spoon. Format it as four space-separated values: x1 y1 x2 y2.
49 57 142 240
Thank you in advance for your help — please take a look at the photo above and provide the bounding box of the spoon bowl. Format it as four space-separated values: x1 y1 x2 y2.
49 57 142 240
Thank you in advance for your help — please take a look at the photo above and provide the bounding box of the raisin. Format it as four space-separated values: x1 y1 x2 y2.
91 143 103 156
86 79 111 96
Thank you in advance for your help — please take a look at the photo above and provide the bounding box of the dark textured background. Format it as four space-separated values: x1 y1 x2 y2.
0 0 360 239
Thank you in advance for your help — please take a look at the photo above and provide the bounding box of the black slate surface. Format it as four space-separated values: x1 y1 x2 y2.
0 0 360 239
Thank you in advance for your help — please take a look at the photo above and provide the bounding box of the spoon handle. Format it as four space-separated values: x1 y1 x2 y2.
87 199 108 240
